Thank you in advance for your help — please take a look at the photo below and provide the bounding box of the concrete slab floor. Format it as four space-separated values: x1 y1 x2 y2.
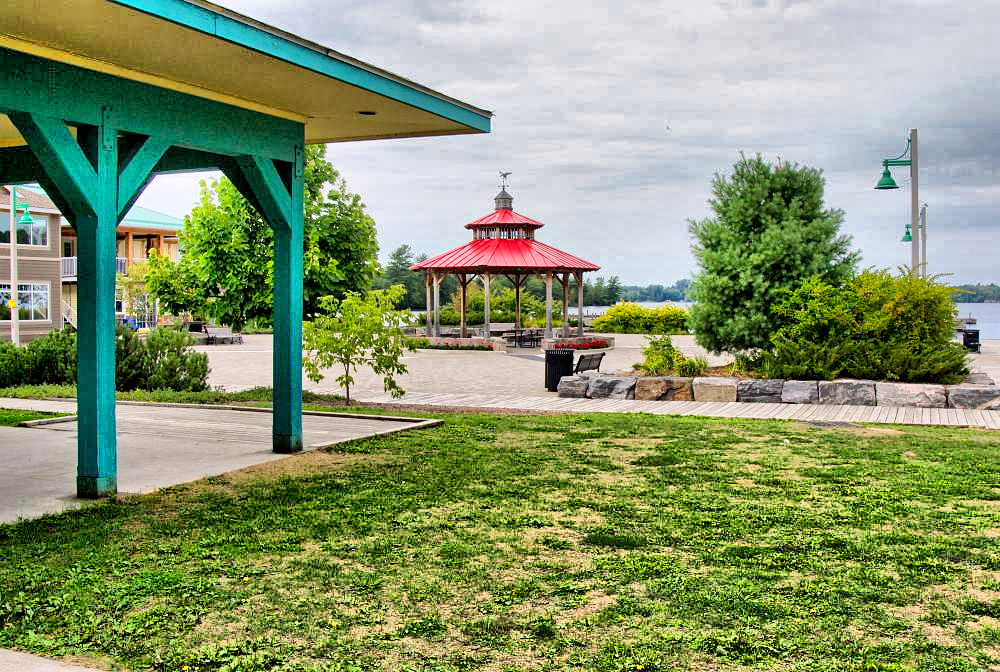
0 399 436 524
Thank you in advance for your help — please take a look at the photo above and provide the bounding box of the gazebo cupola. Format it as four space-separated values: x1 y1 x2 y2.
412 172 600 341
466 188 544 241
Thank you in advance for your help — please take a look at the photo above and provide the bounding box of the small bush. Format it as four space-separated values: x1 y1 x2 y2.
24 328 76 385
675 355 709 377
757 271 969 383
593 302 687 334
0 342 28 388
116 324 149 392
636 335 706 377
144 327 209 392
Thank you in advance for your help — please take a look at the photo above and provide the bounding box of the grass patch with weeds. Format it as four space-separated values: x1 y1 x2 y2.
1 413 1000 671
0 408 70 426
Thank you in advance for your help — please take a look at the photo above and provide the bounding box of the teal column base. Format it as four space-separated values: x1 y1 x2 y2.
273 434 303 454
77 475 117 499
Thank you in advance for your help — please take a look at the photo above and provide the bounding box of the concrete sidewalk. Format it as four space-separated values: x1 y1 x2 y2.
0 650 102 672
0 398 437 524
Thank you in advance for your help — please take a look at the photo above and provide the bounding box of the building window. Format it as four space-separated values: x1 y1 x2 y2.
0 213 48 247
0 283 50 321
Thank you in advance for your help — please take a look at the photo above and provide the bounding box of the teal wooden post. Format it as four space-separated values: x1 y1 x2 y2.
229 141 305 454
273 144 304 453
75 114 120 497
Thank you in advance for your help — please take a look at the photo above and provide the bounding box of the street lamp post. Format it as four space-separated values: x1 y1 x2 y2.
874 128 920 276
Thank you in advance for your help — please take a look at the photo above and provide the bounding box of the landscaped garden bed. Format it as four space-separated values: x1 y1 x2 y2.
542 335 615 351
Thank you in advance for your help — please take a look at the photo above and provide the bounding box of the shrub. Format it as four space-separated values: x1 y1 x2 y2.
757 271 969 383
144 326 209 392
636 335 680 374
0 342 28 388
675 356 709 377
593 303 688 334
687 154 858 353
24 328 77 385
116 324 149 392
549 338 610 350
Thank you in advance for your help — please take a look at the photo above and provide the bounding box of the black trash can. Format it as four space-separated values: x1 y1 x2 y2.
962 329 981 353
544 349 575 391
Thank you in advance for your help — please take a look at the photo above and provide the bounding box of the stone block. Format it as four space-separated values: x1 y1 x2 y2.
557 375 588 398
876 382 947 408
947 384 1000 409
587 375 637 400
692 377 738 402
781 380 819 404
737 378 783 403
635 376 693 401
818 379 876 406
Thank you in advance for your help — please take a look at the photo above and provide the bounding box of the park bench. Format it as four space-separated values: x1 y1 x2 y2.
574 351 605 374
203 325 243 345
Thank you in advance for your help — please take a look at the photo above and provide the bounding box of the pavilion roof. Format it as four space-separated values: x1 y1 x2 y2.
0 0 491 147
410 238 599 273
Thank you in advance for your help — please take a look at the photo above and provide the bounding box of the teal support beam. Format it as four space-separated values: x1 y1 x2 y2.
117 136 172 218
0 47 301 162
7 113 98 215
230 145 305 453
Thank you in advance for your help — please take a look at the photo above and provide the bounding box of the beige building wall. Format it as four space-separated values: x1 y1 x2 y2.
0 209 64 343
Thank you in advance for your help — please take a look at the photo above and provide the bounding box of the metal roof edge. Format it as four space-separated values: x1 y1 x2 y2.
109 0 493 133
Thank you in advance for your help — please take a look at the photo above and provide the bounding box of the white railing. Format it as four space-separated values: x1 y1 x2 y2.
60 257 130 278
62 300 76 328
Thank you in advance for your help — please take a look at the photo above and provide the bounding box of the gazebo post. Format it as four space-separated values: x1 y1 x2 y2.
561 273 570 337
432 272 441 337
576 272 585 337
459 273 468 338
483 273 491 338
514 274 522 329
424 273 432 337
544 273 554 339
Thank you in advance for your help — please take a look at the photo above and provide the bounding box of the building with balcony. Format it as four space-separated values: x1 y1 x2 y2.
2 185 181 341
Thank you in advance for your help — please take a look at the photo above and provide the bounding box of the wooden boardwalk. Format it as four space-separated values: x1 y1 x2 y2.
355 391 1000 429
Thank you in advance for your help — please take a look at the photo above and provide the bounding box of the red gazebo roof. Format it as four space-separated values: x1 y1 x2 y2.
464 208 543 230
411 238 599 272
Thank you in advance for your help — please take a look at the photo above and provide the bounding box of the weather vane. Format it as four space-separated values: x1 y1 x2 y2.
499 170 512 190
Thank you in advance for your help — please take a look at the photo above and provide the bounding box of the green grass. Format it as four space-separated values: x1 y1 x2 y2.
0 408 69 426
2 413 999 671
0 384 346 407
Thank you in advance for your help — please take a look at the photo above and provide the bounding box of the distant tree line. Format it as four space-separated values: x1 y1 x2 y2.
621 279 691 302
952 284 1000 303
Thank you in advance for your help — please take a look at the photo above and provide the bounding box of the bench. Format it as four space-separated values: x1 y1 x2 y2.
574 351 605 374
203 325 243 345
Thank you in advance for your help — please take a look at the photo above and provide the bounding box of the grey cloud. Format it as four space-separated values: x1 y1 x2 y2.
135 0 1000 284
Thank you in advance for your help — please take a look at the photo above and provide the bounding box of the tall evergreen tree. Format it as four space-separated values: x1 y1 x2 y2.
688 155 858 353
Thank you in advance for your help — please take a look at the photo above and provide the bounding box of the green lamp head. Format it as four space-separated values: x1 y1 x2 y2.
18 205 33 225
900 222 912 243
875 165 899 190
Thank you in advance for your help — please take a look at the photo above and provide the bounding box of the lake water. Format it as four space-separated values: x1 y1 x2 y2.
585 301 1000 339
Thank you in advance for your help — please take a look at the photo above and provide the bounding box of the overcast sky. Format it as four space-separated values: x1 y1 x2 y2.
136 0 1000 285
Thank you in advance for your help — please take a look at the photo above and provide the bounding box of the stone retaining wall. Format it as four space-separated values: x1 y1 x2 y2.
557 373 1000 409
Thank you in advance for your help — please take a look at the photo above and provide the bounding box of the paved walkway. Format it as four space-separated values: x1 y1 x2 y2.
201 334 1000 397
354 389 1000 430
0 650 101 672
0 398 436 524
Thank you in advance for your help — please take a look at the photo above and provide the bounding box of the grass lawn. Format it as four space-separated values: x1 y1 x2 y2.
1 413 999 671
0 408 69 426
